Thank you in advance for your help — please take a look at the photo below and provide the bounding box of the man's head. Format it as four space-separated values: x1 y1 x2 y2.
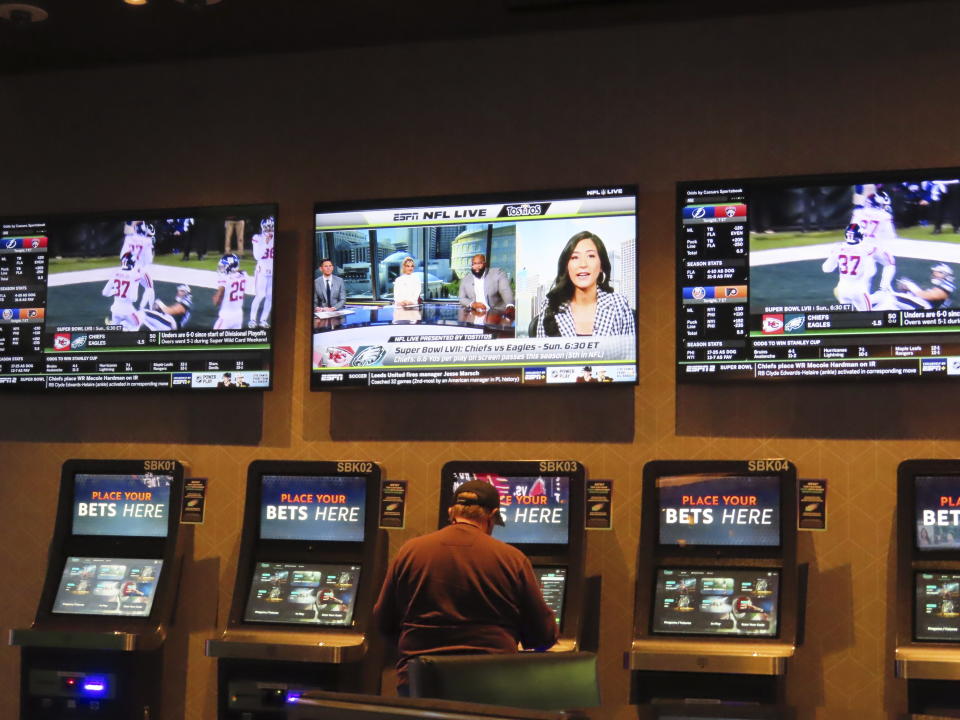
471 254 487 279
320 258 335 277
449 479 505 533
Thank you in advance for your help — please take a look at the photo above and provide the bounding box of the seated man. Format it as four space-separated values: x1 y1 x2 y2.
373 480 557 695
459 254 515 316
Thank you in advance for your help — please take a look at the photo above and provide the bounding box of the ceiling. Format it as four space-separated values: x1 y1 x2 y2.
0 0 915 75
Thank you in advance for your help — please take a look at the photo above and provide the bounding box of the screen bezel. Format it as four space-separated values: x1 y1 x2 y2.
650 566 782 639
0 202 277 393
438 460 584 553
242 560 363 628
257 473 369 543
654 472 784 551
533 564 568 633
676 166 960 385
51 556 164 619
310 185 639 392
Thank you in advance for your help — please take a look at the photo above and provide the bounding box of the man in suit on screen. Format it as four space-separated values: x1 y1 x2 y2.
459 254 515 317
314 258 346 313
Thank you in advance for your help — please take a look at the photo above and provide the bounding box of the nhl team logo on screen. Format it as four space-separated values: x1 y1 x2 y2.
1 309 13 320
761 314 784 334
53 333 71 351
724 206 737 217
692 287 707 301
351 345 386 367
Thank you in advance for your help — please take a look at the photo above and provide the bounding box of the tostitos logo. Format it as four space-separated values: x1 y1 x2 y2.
761 314 784 334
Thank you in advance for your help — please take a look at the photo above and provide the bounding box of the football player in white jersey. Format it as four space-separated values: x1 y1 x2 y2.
102 252 143 330
213 254 247 329
120 220 156 311
822 223 896 311
248 216 275 328
850 185 897 245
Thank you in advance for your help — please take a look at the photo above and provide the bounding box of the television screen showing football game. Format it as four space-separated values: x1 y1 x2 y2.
52 557 163 618
652 567 780 637
657 474 781 548
311 186 637 388
450 473 569 545
72 473 173 538
915 571 960 641
914 475 960 551
244 562 361 626
259 475 367 543
0 203 276 390
677 170 960 381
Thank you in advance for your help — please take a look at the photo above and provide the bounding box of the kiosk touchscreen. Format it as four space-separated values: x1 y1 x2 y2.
895 460 960 715
10 459 186 720
628 460 799 707
439 461 586 651
206 460 385 720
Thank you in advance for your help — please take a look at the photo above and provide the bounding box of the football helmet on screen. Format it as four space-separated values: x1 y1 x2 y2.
844 223 864 244
932 263 955 282
869 190 892 214
134 220 156 238
120 252 136 270
218 254 240 274
261 216 275 235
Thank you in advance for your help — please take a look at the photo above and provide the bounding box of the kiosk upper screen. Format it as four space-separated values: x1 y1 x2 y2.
72 473 173 537
915 476 960 550
652 567 780 637
451 474 569 545
244 562 361 626
259 475 367 542
534 566 567 628
52 557 163 617
915 571 960 641
657 474 781 547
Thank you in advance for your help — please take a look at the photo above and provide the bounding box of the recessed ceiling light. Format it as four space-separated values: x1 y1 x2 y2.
124 0 148 6
0 3 49 23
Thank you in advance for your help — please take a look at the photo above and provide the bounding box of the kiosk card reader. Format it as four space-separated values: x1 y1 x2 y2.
628 460 800 706
10 459 187 720
206 460 385 720
439 461 587 652
895 459 960 715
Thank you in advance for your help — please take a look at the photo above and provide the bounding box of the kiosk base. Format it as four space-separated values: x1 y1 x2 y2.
218 658 374 720
907 679 960 717
20 646 164 720
631 670 781 706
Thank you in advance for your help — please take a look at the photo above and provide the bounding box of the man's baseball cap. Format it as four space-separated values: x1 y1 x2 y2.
453 480 506 526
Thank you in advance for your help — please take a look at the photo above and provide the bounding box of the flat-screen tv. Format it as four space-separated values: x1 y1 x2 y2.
449 473 570 545
656 474 781 548
52 557 163 617
534 566 567 628
259 475 367 542
72 473 173 537
677 170 960 381
0 203 276 390
311 186 637 388
915 571 960 641
651 567 780 637
243 562 361 626
915 475 960 550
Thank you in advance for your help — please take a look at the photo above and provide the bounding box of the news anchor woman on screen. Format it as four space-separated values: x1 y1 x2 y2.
534 231 634 337
393 256 421 307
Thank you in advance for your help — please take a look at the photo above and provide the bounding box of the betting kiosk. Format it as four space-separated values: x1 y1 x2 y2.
10 459 187 720
895 459 960 715
627 460 800 710
439 460 587 652
206 460 385 720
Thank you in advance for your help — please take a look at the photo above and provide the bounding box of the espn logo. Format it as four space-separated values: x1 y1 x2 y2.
321 373 344 382
761 314 784 334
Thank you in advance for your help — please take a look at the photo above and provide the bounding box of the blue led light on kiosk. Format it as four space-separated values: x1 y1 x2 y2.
286 691 303 704
81 677 108 696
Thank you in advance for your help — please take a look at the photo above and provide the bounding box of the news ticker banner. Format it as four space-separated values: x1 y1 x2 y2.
73 474 172 538
259 475 367 543
315 191 635 231
585 480 613 530
798 479 827 531
379 481 407 530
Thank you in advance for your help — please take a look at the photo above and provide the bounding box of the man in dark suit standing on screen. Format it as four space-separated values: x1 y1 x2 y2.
314 258 346 313
459 254 515 317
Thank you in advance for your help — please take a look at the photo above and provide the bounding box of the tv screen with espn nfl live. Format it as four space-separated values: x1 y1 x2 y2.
677 168 960 382
0 203 276 390
311 186 638 389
